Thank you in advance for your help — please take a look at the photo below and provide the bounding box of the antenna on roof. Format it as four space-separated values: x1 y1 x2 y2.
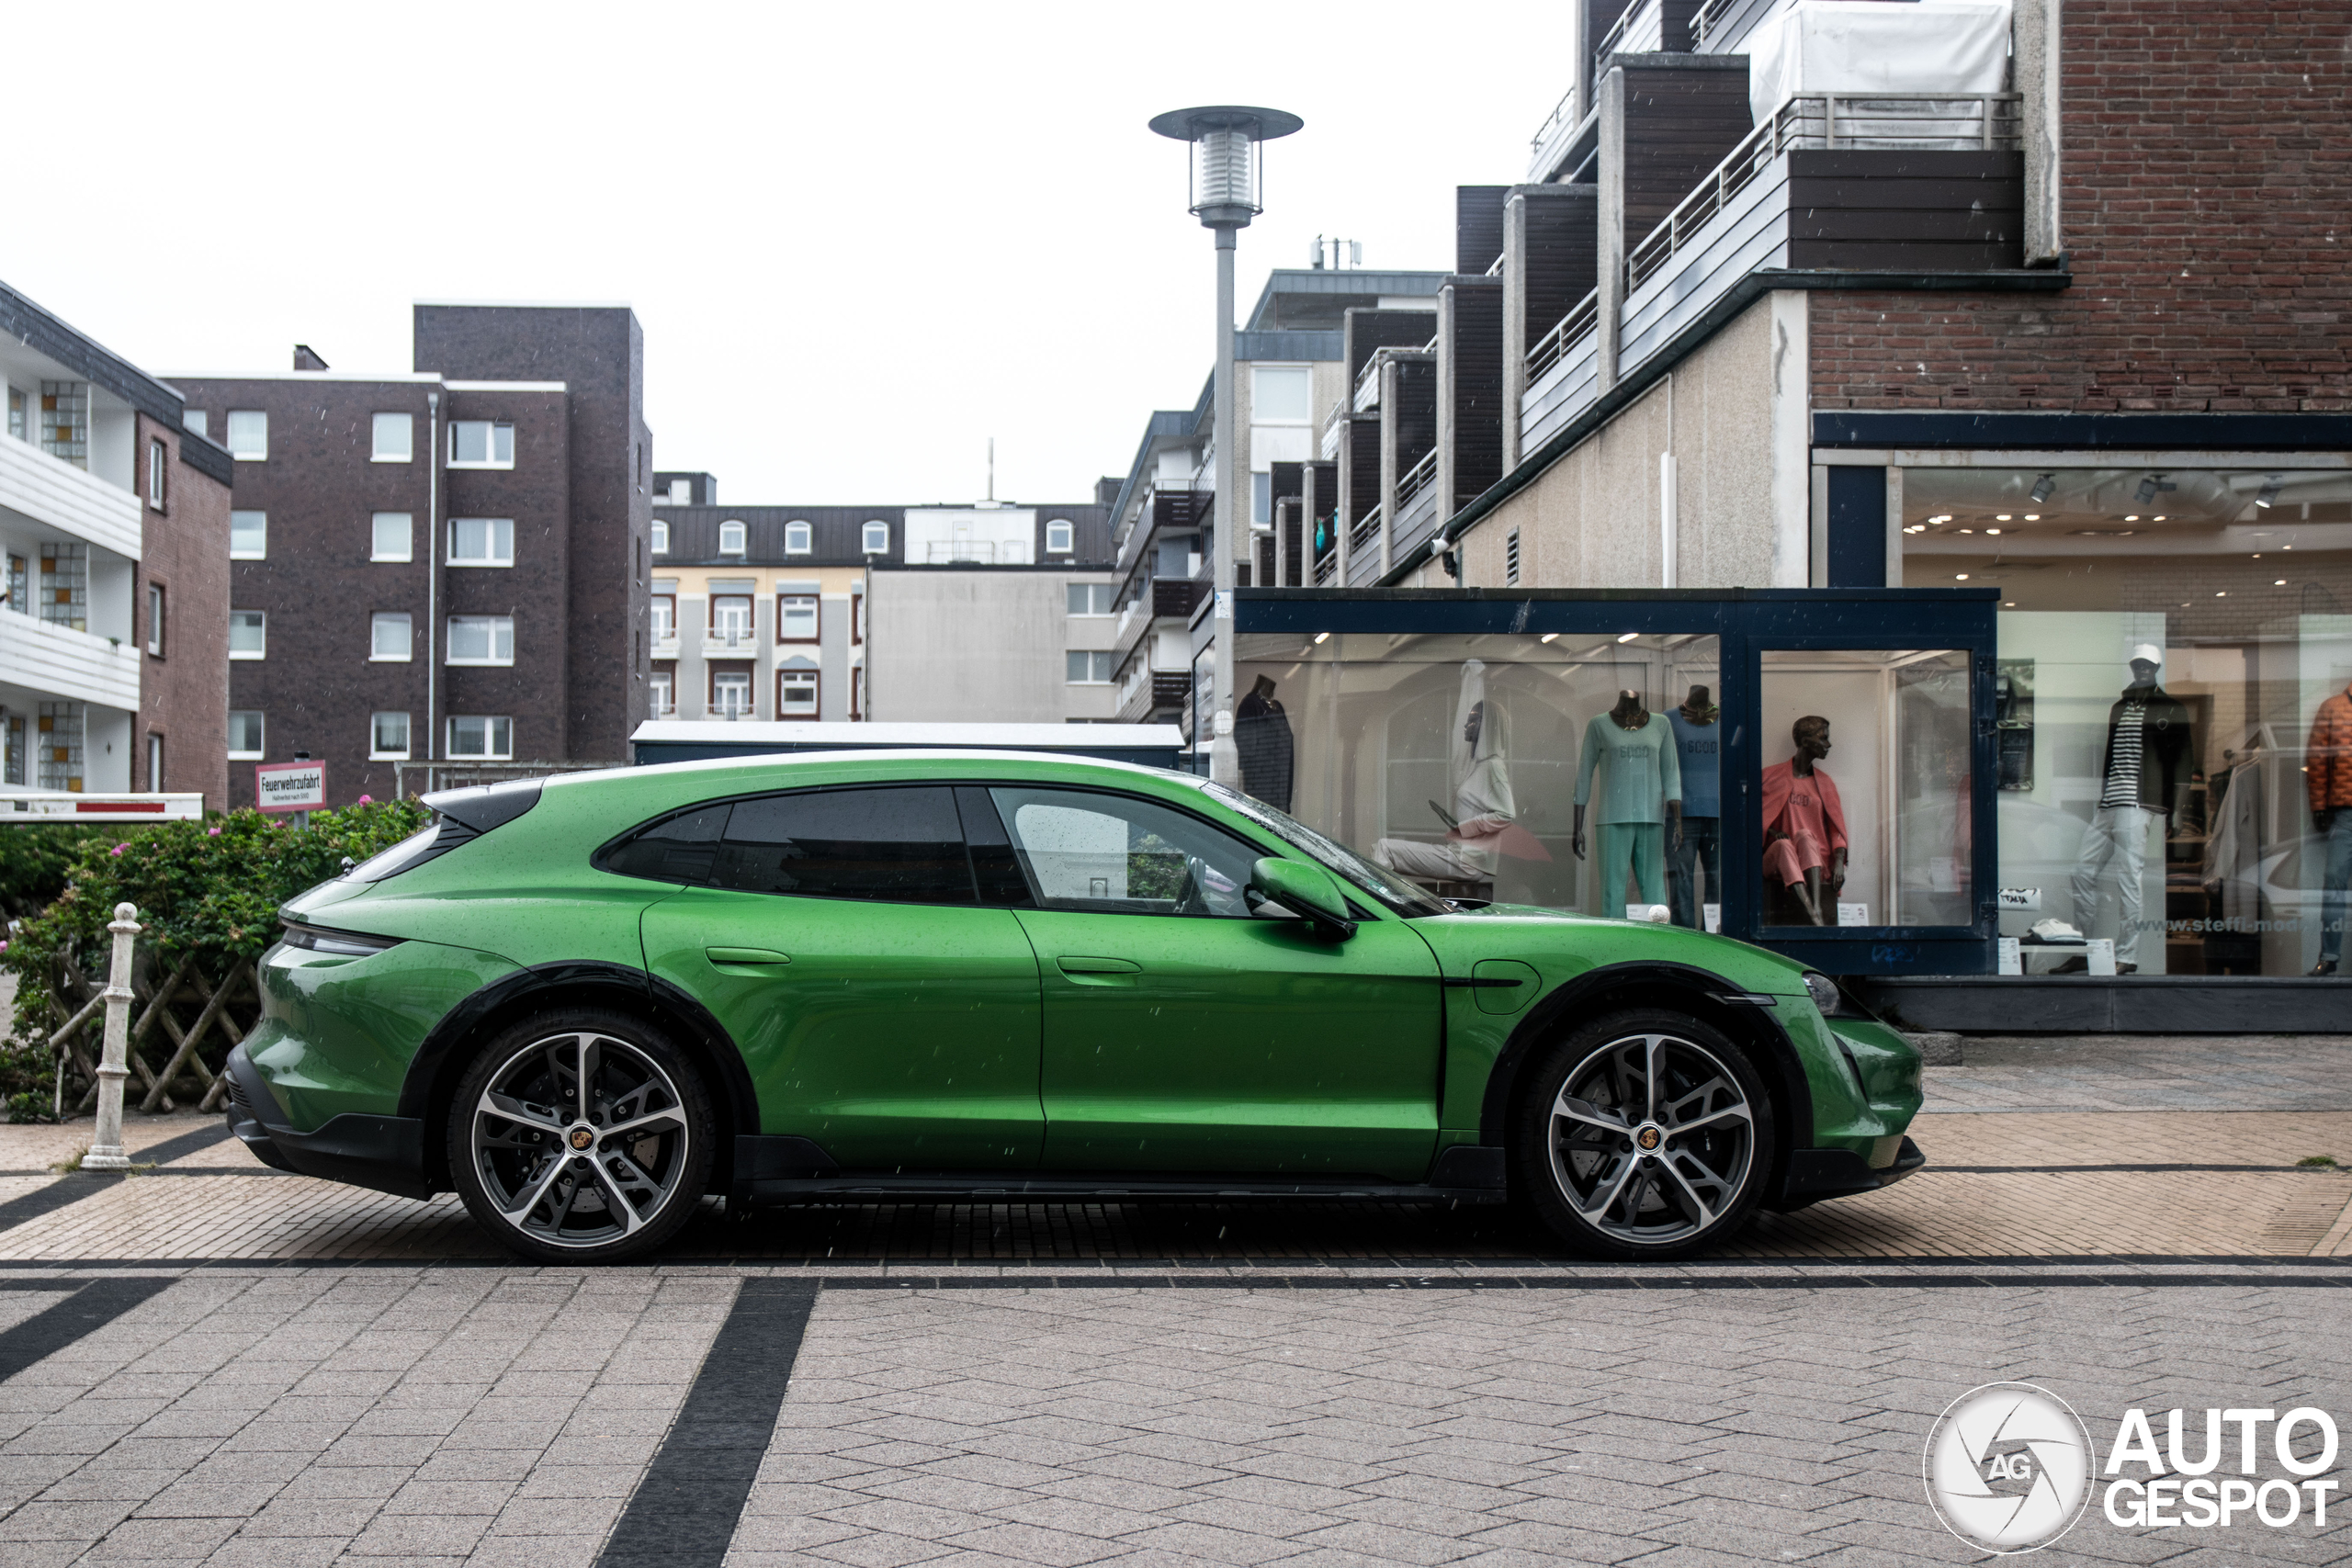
987 437 995 502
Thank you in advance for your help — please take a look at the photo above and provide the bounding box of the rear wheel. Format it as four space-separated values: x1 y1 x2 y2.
448 1009 714 1264
1513 1009 1774 1259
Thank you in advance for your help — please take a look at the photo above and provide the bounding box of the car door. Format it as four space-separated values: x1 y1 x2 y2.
981 784 1443 1181
631 784 1043 1170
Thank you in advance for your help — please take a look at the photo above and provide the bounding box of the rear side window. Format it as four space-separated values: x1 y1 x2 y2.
713 786 973 904
600 803 732 885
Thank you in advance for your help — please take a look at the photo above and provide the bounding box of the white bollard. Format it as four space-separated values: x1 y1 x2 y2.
81 902 141 1171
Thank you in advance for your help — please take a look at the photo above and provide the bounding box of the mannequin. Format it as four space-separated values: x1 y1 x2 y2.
2065 645 2190 975
1760 716 1849 925
2308 675 2352 976
1573 688 1682 912
1374 660 1515 883
1235 672 1295 811
1667 684 1721 929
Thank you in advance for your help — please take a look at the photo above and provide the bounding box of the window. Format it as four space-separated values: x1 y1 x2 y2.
709 594 752 646
666 478 694 503
371 412 413 462
145 583 165 658
1066 650 1115 684
147 439 167 510
650 670 674 718
852 590 864 646
1252 471 1272 526
371 612 413 661
851 665 864 719
372 512 413 562
447 615 514 665
718 520 747 555
712 786 973 903
38 701 85 791
227 710 265 759
370 712 412 760
231 510 267 559
1 711 21 786
650 594 675 642
181 409 206 438
447 716 513 759
778 668 819 716
1046 519 1074 554
449 517 515 566
1506 527 1521 587
862 520 889 554
41 383 87 468
225 410 266 460
711 668 753 718
777 594 819 642
40 544 86 630
785 521 811 555
1251 365 1312 423
229 609 266 660
145 734 164 791
447 421 514 467
1067 582 1114 615
990 786 1260 917
651 521 670 554
6 386 26 441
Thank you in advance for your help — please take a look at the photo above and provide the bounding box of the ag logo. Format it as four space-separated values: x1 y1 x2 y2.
569 1127 594 1151
1635 1125 1662 1151
1924 1382 2093 1553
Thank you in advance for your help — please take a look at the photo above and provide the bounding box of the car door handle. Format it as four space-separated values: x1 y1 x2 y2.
707 946 792 966
1056 955 1141 976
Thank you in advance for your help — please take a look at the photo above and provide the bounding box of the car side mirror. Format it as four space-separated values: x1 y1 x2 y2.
1245 856 1356 941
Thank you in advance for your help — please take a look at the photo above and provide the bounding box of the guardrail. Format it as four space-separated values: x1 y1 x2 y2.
1396 448 1439 506
1526 288 1602 381
1625 92 2023 291
1690 0 1728 46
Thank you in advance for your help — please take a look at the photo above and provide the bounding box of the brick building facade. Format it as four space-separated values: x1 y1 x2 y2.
132 410 231 807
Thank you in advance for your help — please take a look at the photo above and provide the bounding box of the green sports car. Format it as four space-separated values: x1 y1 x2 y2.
224 750 1925 1264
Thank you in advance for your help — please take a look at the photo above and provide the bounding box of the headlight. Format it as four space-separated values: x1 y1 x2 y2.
1802 972 1844 1015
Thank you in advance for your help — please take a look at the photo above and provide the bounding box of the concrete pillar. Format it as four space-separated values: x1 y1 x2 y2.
1435 286 1457 533
1597 66 1627 392
2017 0 2064 265
1500 196 1527 472
1378 358 1400 576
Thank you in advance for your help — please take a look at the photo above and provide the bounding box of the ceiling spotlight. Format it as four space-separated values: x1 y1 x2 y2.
1539 632 1558 643
2277 579 2289 586
2124 514 2140 522
2004 600 2017 607
1985 527 2003 536
1996 513 2013 521
2030 474 2056 503
2256 475 2283 508
2216 591 2227 597
1955 573 1970 581
2153 515 2166 521
1615 631 1639 644
1312 631 1329 644
2023 513 2041 521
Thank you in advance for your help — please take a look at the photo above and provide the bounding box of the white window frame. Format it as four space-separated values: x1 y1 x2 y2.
225 410 267 461
651 521 670 554
447 420 514 468
448 516 515 568
650 670 675 718
370 612 413 662
777 594 819 643
227 710 264 760
710 668 754 719
369 711 412 760
862 520 889 554
371 412 413 463
784 521 812 555
371 512 413 562
650 594 676 642
709 594 752 647
230 510 267 560
147 439 167 510
1250 363 1313 424
446 615 515 666
1067 582 1114 616
229 609 266 660
1046 519 1074 554
446 716 513 760
181 409 207 438
777 667 819 716
1066 649 1114 684
146 732 164 790
145 582 164 658
718 520 747 556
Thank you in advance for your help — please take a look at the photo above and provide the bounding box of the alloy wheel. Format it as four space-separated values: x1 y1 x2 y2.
1544 1031 1755 1247
469 1031 694 1249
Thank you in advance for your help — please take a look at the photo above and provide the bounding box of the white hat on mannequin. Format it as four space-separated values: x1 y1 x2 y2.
2129 643 2163 666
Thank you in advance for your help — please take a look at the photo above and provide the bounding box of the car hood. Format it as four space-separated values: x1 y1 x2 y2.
1408 903 1814 996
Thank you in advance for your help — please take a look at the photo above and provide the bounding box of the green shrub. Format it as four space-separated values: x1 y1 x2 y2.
0 799 429 1099
0 825 109 923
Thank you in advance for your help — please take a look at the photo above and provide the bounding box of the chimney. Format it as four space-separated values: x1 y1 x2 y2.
293 344 330 371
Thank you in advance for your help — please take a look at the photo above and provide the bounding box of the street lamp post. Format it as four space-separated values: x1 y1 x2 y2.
1148 106 1303 788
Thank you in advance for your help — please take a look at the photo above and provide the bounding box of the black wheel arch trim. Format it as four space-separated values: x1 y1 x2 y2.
395 960 760 1194
1477 961 1816 1201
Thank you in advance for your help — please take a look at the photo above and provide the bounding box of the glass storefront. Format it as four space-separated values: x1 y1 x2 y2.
1900 465 2352 977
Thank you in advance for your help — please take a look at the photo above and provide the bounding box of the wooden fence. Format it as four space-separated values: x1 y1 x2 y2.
41 947 257 1116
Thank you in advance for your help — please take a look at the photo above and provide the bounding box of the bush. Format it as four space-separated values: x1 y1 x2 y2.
0 800 430 1100
0 825 109 923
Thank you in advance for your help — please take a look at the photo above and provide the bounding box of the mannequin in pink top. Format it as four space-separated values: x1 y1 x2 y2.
1759 716 1849 926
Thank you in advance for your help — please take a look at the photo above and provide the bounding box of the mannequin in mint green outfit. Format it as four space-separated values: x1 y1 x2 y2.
1572 689 1682 910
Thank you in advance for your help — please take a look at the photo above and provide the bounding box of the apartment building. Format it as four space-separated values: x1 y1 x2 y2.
1 282 232 808
172 303 652 807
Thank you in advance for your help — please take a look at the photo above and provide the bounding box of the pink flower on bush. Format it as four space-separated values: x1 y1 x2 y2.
357 795 373 805
110 843 127 856
207 827 221 836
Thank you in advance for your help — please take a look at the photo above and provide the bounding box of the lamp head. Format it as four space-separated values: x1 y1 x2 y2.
1148 106 1304 228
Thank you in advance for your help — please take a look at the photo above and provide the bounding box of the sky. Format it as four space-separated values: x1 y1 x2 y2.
7 1 1573 506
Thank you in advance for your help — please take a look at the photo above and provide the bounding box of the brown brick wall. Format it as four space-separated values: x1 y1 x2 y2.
133 414 230 811
1812 0 2352 413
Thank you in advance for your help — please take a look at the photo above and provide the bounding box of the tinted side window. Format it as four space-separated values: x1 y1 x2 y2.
714 786 974 904
602 803 732 884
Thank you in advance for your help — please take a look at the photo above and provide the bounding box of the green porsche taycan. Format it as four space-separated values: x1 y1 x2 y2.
224 750 1924 1263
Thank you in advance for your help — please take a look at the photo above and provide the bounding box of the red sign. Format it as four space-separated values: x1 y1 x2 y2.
254 761 327 813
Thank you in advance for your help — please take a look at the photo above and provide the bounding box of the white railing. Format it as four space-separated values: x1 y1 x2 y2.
1625 92 2023 289
1396 448 1438 506
0 428 142 561
1690 0 1729 46
1526 289 1602 381
705 626 756 650
1593 0 1662 73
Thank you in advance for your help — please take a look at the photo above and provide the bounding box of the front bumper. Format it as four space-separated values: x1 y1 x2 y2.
224 1044 435 1201
1775 1135 1927 1207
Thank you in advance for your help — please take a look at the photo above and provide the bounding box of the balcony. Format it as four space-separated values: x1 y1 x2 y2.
1115 668 1192 723
704 627 760 653
0 611 140 712
1345 506 1385 588
1393 452 1443 564
1111 576 1208 664
1114 483 1207 577
0 430 142 561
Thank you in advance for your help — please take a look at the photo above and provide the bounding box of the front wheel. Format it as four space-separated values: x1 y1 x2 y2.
448 1010 714 1264
1512 1009 1774 1259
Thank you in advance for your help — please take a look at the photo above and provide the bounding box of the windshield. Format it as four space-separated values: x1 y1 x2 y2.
1204 782 1452 918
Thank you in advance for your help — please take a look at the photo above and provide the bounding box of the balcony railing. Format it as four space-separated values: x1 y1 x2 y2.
1593 0 1662 73
1526 289 1602 381
1396 448 1438 507
1350 505 1383 561
1626 92 2023 290
1690 0 1729 46
1354 341 1439 412
1313 548 1338 586
705 626 758 650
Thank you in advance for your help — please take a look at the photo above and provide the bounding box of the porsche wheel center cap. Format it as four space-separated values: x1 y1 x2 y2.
568 1125 596 1152
1634 1124 1664 1152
